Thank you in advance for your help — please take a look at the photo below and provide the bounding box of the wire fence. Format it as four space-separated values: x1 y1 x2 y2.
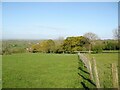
78 52 119 88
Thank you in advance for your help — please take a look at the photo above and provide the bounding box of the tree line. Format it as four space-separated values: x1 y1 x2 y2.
29 36 119 54
2 31 119 55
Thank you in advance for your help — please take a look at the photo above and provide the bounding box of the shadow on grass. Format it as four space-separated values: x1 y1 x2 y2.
78 72 96 87
78 67 90 75
78 54 96 89
81 82 89 90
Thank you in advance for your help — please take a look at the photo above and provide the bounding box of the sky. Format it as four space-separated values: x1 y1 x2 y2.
2 2 118 40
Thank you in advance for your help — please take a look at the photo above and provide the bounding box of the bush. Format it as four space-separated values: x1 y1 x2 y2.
92 45 103 54
2 49 12 55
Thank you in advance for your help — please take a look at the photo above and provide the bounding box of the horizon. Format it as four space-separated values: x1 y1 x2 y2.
2 2 118 40
2 36 117 41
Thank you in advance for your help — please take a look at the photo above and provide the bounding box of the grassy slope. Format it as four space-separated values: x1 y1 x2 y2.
89 53 118 88
2 53 81 88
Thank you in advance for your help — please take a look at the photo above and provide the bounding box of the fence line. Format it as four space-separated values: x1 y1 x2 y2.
111 63 119 88
92 57 100 88
78 52 119 88
78 52 100 88
78 53 94 80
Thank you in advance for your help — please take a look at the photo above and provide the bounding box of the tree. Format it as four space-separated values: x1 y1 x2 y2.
31 43 41 53
46 39 55 53
92 44 103 53
2 41 12 55
54 37 64 53
83 32 99 53
103 40 119 50
83 32 99 41
31 39 55 53
62 36 89 53
113 28 119 40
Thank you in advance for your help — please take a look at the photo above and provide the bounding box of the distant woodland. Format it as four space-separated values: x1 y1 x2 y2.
2 31 119 55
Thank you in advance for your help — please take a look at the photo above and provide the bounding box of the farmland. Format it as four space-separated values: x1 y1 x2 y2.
2 2 119 89
2 53 118 88
90 53 118 88
2 53 81 88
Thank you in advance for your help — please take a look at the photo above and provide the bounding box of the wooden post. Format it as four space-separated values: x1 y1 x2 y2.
112 63 119 88
93 57 100 88
88 60 94 81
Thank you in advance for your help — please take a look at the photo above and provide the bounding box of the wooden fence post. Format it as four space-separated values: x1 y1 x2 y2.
79 53 94 81
88 59 94 81
111 63 119 88
92 57 100 88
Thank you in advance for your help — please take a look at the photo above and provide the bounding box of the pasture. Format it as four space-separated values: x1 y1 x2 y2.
89 53 118 88
2 53 81 88
2 53 118 88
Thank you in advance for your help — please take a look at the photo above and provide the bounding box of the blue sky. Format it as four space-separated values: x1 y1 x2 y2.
2 2 118 40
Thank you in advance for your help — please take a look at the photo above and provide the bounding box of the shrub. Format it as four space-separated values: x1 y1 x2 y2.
92 45 103 54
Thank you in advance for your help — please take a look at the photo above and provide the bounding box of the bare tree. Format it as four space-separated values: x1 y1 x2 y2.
83 32 99 41
113 28 119 40
83 32 99 53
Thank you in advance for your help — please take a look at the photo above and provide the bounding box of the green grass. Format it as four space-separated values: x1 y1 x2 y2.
89 53 118 88
2 53 81 88
2 53 118 88
78 57 96 88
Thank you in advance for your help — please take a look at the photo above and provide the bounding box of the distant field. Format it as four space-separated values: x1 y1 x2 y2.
2 53 81 88
89 53 118 88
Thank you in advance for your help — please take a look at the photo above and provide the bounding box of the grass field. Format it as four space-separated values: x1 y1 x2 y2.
2 53 118 88
89 53 118 88
2 53 81 88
